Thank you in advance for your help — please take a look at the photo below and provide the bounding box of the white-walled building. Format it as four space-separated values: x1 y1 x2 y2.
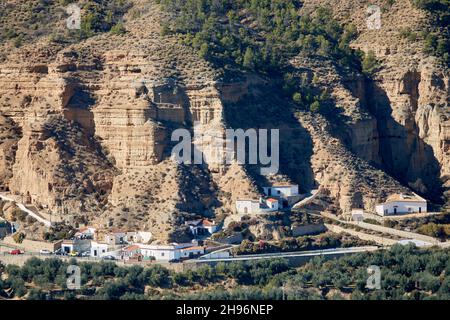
236 199 261 214
235 198 279 214
61 239 91 254
61 240 75 254
179 246 205 259
186 219 220 236
375 194 427 216
135 231 152 243
104 231 127 245
90 241 110 258
138 243 204 262
75 226 96 239
265 198 279 211
263 184 299 198
119 245 141 260
124 231 153 244
351 209 365 222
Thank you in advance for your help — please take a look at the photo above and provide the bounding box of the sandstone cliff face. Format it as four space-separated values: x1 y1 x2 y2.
0 1 261 241
0 114 20 189
300 0 450 208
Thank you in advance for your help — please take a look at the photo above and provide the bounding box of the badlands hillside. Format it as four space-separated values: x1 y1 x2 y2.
0 0 448 242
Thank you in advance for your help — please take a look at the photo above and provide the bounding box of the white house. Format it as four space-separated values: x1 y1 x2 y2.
263 184 299 198
236 197 280 214
236 199 261 214
122 231 153 243
61 239 91 254
235 198 279 214
138 243 204 262
61 240 75 254
375 193 427 216
119 245 142 260
186 219 220 236
75 226 96 239
179 246 205 259
90 241 110 258
104 230 127 245
202 219 220 234
135 231 152 243
139 243 187 261
265 198 279 211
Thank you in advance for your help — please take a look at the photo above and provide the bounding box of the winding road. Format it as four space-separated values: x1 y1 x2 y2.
0 193 52 227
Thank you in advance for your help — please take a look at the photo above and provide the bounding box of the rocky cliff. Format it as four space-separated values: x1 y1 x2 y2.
0 0 261 241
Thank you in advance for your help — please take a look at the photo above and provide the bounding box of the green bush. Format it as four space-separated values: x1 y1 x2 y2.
362 50 380 76
110 22 126 35
12 232 25 243
310 101 321 113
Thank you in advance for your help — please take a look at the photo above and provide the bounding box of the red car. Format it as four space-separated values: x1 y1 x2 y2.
9 249 23 255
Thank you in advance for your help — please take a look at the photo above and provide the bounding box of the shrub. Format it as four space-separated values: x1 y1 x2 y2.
310 101 321 113
110 23 126 35
12 232 25 243
362 50 379 76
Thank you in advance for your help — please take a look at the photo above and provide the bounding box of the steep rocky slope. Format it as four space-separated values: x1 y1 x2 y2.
0 0 260 241
301 0 450 204
0 114 20 189
0 0 448 241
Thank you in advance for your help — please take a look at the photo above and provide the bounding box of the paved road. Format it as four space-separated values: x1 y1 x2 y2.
292 189 320 210
310 211 450 248
194 246 380 263
0 193 52 227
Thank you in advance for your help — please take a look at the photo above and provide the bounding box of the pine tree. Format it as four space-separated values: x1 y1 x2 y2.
243 47 255 69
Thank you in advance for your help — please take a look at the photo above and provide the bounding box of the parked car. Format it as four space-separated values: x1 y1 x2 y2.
81 251 90 257
9 249 23 255
68 251 79 257
102 255 116 261
169 259 181 263
39 249 53 255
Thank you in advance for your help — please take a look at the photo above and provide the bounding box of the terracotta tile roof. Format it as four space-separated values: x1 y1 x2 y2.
123 245 140 252
77 227 95 233
202 219 216 226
